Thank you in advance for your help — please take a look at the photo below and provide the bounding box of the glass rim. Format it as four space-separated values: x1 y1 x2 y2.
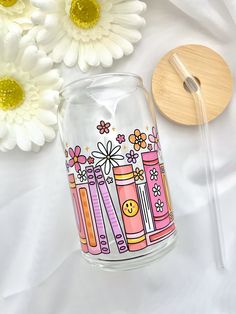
60 72 143 94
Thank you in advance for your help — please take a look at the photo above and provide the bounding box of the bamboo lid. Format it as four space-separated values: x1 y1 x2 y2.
152 44 233 125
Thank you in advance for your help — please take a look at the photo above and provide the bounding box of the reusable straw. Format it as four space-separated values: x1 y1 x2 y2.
169 53 226 269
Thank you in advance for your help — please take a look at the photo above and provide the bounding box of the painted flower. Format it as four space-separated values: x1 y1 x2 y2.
126 149 139 164
92 140 124 175
0 30 62 152
155 199 164 212
116 134 125 144
152 183 161 197
87 156 94 164
97 120 110 134
0 0 34 31
129 129 147 151
147 143 153 151
68 146 86 172
134 167 144 181
150 168 158 181
148 127 160 151
31 0 146 71
77 169 87 182
106 176 113 184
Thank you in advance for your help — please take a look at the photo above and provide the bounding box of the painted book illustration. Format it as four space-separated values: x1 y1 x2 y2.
66 123 176 256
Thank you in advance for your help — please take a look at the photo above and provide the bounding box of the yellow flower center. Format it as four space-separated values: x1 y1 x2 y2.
0 0 18 7
69 0 100 29
0 77 25 111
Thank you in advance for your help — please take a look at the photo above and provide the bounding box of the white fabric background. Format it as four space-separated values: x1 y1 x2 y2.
1 0 236 313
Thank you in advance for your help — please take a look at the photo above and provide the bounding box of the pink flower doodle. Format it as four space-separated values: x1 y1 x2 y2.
68 146 86 172
97 120 111 134
116 134 125 144
148 127 161 151
87 156 95 164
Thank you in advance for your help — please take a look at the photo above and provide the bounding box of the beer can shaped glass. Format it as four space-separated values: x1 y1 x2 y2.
58 73 177 270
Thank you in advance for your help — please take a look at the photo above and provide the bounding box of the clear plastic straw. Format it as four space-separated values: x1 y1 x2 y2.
169 53 226 269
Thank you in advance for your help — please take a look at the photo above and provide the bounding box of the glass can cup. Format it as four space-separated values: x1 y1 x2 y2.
58 73 177 271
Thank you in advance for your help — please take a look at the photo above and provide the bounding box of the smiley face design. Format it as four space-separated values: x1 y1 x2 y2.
122 199 139 217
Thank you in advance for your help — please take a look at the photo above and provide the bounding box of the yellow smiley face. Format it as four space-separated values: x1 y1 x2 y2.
122 200 139 217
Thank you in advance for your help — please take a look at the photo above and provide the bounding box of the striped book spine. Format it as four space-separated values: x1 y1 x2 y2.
86 166 110 254
68 174 88 253
142 151 171 230
94 166 128 254
137 183 155 233
113 165 147 252
77 183 101 255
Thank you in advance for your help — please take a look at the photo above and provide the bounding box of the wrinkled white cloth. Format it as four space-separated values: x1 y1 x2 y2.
1 0 236 313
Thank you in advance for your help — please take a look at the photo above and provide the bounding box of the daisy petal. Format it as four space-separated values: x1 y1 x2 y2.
111 145 121 156
83 42 99 67
52 37 71 63
21 45 39 71
95 42 113 67
112 25 142 43
92 151 105 159
104 160 111 175
37 109 57 126
112 1 146 14
15 125 32 152
109 33 134 55
113 14 146 28
0 123 7 139
33 59 53 79
33 118 56 142
97 142 108 155
4 31 20 62
101 37 124 59
106 141 112 154
96 158 107 167
64 40 79 67
25 121 45 146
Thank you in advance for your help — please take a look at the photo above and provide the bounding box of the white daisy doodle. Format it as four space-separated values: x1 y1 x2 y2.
155 199 164 212
77 169 87 182
92 140 124 175
0 0 34 31
150 168 158 181
0 30 62 152
31 0 147 71
152 183 161 197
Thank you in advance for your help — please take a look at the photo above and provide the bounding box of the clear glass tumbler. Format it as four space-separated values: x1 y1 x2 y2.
58 73 177 270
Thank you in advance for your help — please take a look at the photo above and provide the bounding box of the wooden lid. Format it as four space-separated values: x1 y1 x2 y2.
152 44 233 126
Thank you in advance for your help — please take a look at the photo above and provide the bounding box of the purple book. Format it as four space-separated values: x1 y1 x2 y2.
86 166 110 254
94 166 128 254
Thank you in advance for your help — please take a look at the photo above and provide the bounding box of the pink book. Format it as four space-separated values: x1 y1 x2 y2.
68 174 88 253
146 222 176 246
142 151 171 230
113 165 147 252
77 183 101 255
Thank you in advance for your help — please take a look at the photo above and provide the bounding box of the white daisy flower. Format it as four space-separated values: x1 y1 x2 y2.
155 200 164 212
152 183 161 197
31 0 147 71
77 169 87 182
92 140 124 175
0 30 63 152
150 168 158 181
0 0 34 31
